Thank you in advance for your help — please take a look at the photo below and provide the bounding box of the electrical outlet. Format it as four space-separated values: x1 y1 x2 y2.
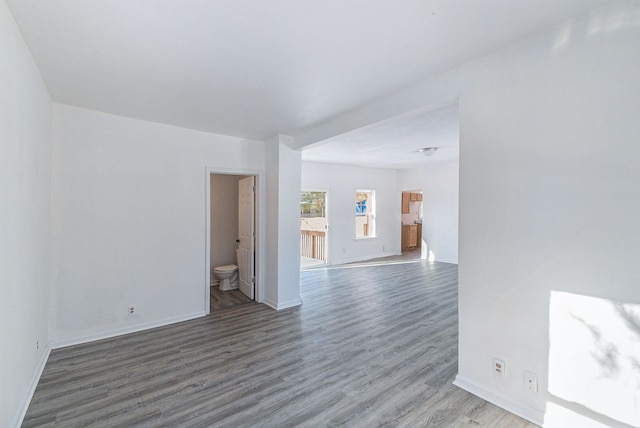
382 245 385 251
36 340 39 350
128 305 136 316
525 371 538 392
493 358 505 378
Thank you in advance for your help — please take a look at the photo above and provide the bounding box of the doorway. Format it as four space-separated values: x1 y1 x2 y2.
401 190 423 260
300 191 328 268
206 170 261 313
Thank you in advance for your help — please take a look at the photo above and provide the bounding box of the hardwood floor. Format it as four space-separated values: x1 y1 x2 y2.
210 285 253 311
23 260 538 427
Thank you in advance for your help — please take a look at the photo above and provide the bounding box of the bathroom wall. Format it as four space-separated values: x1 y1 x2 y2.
210 174 245 281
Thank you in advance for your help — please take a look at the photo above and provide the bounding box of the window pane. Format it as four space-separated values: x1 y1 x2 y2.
355 191 375 238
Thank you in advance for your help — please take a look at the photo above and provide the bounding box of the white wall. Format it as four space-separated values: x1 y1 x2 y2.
264 136 302 309
5 3 635 427
0 1 52 426
456 2 640 427
210 174 242 275
51 104 264 345
302 162 400 264
398 163 459 264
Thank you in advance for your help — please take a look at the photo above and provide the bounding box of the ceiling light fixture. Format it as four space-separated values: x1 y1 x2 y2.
418 147 438 157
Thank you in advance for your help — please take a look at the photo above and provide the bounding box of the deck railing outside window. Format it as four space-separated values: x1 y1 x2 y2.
301 229 326 262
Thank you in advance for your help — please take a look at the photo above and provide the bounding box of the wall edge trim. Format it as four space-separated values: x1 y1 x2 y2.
262 298 278 310
13 344 51 427
50 311 206 350
434 258 458 265
453 375 544 426
274 298 303 310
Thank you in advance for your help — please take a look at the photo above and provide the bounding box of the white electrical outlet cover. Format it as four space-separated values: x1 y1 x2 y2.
525 371 538 392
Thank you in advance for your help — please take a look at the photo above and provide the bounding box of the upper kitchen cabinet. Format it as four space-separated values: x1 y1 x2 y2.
403 192 422 213
402 192 410 214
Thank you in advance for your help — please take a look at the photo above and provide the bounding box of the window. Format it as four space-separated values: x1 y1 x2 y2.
355 190 375 238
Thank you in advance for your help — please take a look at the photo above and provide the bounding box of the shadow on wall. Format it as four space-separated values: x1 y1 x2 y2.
546 291 640 427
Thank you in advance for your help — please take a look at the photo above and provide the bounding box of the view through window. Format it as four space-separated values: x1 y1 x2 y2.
356 190 375 238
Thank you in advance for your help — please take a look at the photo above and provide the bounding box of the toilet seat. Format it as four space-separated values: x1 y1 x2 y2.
214 264 239 291
214 264 237 273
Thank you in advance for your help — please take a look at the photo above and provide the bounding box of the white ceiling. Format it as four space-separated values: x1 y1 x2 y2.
302 104 459 169
8 0 619 167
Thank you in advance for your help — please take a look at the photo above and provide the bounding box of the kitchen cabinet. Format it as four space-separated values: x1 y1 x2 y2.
401 224 418 250
408 192 423 202
409 225 417 247
401 192 410 214
402 192 422 214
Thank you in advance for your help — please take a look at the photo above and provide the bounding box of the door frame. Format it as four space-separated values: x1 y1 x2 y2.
205 167 264 314
237 176 255 299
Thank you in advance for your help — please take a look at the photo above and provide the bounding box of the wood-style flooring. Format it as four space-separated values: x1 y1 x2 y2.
210 285 253 311
23 259 538 427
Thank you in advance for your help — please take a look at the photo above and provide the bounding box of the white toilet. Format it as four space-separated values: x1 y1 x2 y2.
214 249 239 291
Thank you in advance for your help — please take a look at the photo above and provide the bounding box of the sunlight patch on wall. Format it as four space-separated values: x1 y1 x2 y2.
552 20 575 53
586 3 640 37
544 402 612 428
552 3 640 54
548 291 640 427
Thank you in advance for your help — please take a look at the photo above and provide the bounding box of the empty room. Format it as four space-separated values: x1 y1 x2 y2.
2 1 639 427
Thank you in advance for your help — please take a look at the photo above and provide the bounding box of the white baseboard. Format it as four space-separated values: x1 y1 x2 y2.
453 375 544 426
263 298 277 310
13 344 51 428
51 311 206 350
434 257 458 264
263 297 302 311
333 252 391 265
275 298 302 310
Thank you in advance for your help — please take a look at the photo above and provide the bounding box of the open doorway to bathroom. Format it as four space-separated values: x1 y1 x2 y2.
208 172 258 312
300 190 328 268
